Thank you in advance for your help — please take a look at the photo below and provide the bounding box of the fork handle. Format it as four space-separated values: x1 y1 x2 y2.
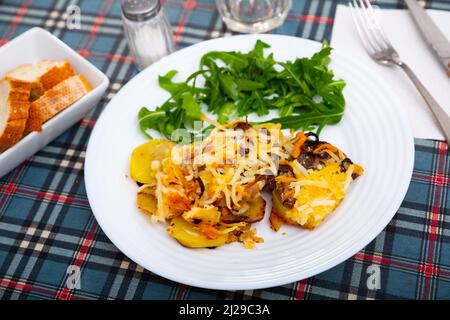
396 61 450 143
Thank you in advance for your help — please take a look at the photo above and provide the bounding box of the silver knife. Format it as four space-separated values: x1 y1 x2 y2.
405 0 450 76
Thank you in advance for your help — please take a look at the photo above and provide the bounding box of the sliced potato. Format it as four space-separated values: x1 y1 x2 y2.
167 216 228 248
138 184 156 194
221 197 266 223
271 190 287 218
182 206 221 225
272 190 316 229
130 139 175 184
269 210 284 232
244 197 266 223
137 192 158 215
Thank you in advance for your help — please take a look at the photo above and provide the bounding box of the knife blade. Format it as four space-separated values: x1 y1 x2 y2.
405 0 450 76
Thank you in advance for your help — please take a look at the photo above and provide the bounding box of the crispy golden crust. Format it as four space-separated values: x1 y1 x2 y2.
25 75 91 132
268 210 284 232
0 78 32 150
270 203 326 230
39 60 75 91
8 77 32 93
25 104 42 132
77 74 92 91
0 119 28 151
6 60 75 101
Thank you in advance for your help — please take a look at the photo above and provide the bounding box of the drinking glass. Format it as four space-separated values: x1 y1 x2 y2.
215 0 292 33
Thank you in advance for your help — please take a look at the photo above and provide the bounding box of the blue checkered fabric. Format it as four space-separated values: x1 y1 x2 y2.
1 0 450 300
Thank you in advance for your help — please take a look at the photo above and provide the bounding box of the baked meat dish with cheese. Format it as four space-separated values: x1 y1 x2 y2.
129 120 363 249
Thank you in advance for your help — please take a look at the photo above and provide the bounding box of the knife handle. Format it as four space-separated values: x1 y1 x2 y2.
397 61 450 144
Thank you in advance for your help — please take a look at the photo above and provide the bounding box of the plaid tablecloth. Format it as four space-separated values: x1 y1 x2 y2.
1 0 450 300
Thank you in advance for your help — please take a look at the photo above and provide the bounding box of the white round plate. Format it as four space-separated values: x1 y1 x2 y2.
85 35 414 290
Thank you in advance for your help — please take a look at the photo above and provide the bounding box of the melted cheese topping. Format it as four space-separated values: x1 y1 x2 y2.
138 122 362 236
285 162 355 226
152 123 291 219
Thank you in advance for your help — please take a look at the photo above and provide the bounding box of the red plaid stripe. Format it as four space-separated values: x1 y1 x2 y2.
54 230 95 300
1 0 450 301
173 0 197 44
0 278 33 292
354 252 450 278
0 0 30 46
288 14 334 24
80 0 114 50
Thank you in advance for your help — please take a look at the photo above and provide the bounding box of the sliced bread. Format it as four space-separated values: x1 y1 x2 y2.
25 75 92 132
6 60 75 101
0 78 32 150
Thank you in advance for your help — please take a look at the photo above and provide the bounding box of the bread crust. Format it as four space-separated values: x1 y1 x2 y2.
0 78 32 150
1 60 90 151
6 60 75 101
39 60 75 91
25 75 92 132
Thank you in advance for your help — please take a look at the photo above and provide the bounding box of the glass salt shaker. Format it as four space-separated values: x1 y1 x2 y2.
121 0 174 71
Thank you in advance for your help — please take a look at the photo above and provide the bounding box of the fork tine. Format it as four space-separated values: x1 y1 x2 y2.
363 0 394 50
357 0 387 52
348 1 375 55
348 0 373 53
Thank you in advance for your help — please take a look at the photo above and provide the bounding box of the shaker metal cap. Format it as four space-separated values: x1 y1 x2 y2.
121 0 161 21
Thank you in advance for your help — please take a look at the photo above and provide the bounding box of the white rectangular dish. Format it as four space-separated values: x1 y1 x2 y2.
0 27 109 178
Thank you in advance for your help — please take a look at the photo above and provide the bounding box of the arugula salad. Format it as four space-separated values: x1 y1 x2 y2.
138 40 346 142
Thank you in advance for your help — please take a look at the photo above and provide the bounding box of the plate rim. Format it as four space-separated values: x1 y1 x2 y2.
85 34 414 290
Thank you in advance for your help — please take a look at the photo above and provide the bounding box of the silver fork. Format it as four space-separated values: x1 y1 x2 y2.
349 0 450 144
